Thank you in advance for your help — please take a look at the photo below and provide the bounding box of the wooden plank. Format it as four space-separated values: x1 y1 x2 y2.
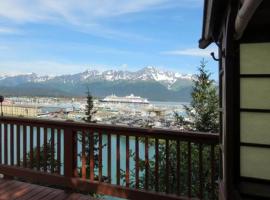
10 124 14 166
177 140 180 196
81 131 86 179
199 144 203 199
66 193 92 200
11 185 35 200
7 185 33 199
36 127 40 171
27 186 54 200
64 128 75 179
116 134 120 185
44 127 48 172
188 142 191 197
126 135 130 187
135 136 139 189
145 136 149 190
73 132 78 177
15 184 46 200
155 138 159 192
49 191 69 200
0 179 95 200
4 123 7 165
98 132 102 182
107 134 111 184
29 126 33 169
165 139 169 194
0 165 190 200
0 123 2 164
0 180 25 193
16 125 20 167
57 129 61 174
0 178 7 184
0 180 17 190
23 126 27 168
0 116 219 144
38 188 61 200
8 182 38 200
211 145 215 200
0 181 26 197
51 129 55 173
89 132 94 181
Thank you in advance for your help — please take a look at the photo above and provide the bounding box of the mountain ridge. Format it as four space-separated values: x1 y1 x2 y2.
0 66 193 88
0 67 194 101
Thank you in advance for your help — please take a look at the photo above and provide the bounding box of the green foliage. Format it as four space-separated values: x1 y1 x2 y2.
83 88 97 123
79 89 102 181
174 111 185 127
120 140 218 199
185 59 219 132
77 133 108 182
127 60 219 198
25 141 60 172
78 90 106 185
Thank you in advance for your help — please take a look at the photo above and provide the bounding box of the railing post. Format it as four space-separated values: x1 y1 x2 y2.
64 128 77 178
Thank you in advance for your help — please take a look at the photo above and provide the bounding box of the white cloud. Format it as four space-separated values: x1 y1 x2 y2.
0 0 201 39
0 0 184 24
0 60 110 76
0 0 202 20
0 27 20 34
162 47 218 57
39 0 169 19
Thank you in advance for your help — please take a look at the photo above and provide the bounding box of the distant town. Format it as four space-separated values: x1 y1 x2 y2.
1 95 190 130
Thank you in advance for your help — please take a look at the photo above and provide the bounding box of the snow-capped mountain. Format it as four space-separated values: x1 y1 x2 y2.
0 67 194 101
133 67 192 86
0 66 192 88
0 73 53 86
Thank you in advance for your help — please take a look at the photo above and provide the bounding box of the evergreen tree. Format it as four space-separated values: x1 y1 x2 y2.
119 60 219 198
174 111 185 127
84 88 97 123
79 88 106 183
185 59 219 132
26 141 59 172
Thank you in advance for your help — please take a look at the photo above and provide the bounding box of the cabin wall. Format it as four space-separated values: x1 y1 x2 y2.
220 1 270 199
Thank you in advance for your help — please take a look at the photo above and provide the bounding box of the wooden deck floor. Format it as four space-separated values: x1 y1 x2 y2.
0 179 96 200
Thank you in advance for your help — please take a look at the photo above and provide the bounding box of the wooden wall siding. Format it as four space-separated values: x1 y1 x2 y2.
239 42 270 182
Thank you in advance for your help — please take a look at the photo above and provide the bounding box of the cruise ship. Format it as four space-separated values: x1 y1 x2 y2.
100 94 149 104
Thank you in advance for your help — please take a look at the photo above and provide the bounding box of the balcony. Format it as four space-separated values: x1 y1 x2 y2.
0 116 219 200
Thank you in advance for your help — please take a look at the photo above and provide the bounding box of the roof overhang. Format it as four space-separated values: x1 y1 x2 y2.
235 0 263 39
198 0 214 49
199 0 263 49
199 0 227 49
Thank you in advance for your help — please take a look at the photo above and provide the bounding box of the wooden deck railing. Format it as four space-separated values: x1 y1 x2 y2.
0 116 219 200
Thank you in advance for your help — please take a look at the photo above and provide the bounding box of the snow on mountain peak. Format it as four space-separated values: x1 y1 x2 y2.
134 66 192 86
0 67 193 88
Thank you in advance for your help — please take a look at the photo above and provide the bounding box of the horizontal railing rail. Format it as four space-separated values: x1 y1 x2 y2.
0 116 219 200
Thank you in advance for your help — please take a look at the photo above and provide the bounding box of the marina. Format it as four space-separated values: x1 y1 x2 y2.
2 96 189 130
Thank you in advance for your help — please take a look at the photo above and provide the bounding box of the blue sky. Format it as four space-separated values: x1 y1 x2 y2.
0 0 217 77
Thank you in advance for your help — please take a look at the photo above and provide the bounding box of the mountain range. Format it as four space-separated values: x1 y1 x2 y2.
0 67 194 102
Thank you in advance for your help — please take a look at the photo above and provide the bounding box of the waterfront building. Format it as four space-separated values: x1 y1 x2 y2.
2 104 41 117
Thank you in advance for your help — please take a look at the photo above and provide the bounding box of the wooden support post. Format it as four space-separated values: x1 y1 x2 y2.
64 128 76 178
